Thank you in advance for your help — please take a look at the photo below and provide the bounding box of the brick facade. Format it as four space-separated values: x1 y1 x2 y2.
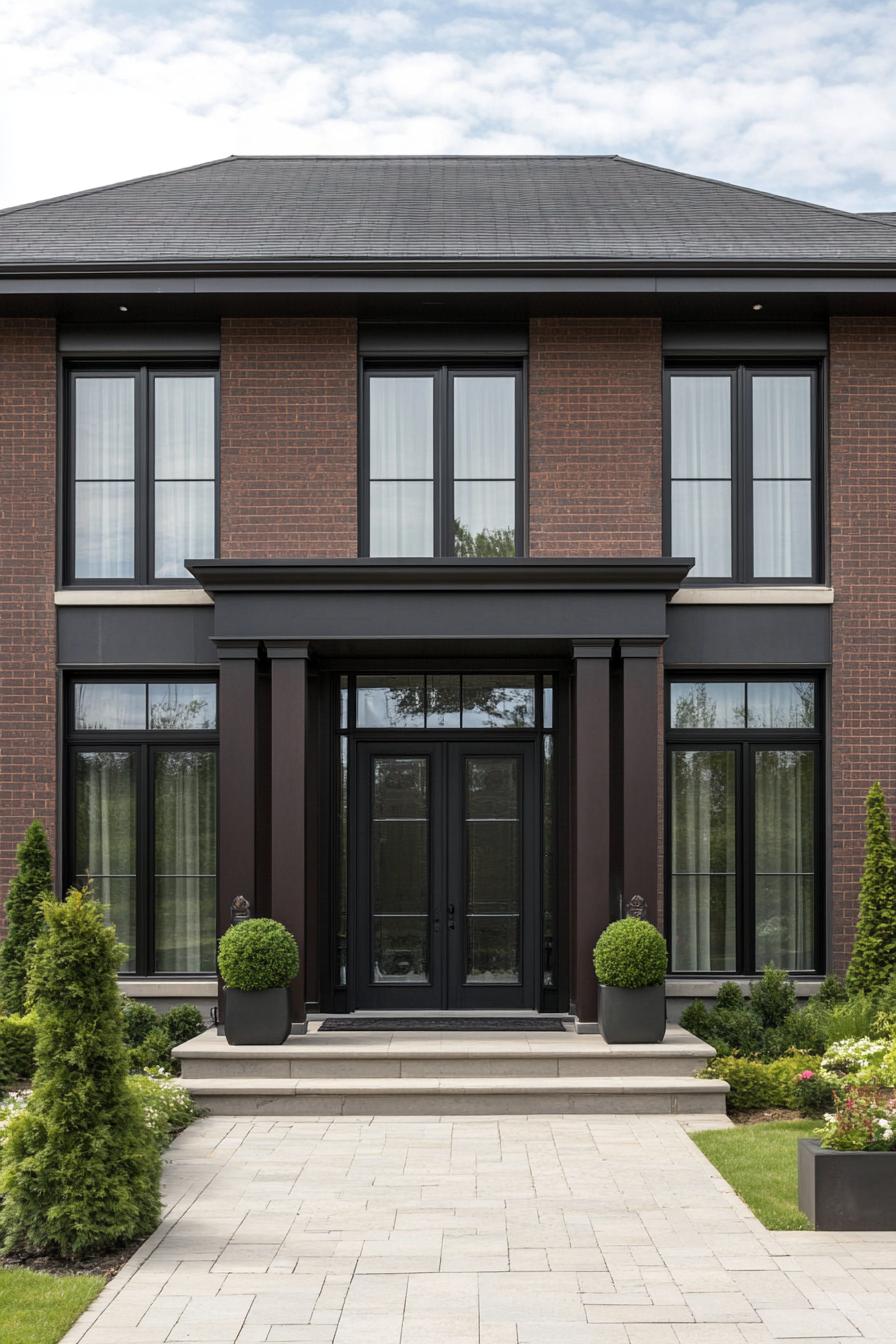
829 318 896 973
528 318 663 557
0 319 56 922
219 318 358 558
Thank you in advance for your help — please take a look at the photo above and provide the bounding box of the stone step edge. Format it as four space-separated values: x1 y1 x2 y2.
173 1038 715 1062
181 1075 729 1096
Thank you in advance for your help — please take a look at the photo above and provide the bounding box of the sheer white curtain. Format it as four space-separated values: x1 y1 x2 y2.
74 377 135 578
752 376 812 578
76 751 137 971
369 377 434 556
454 377 515 478
754 749 815 970
154 751 216 973
671 750 736 972
669 377 731 577
154 378 216 578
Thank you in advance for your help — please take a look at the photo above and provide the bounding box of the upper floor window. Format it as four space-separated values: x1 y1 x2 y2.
361 366 524 557
665 366 819 582
66 367 218 583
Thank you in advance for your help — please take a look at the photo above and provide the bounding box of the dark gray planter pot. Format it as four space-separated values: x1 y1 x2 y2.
598 982 666 1044
798 1138 896 1230
224 987 291 1046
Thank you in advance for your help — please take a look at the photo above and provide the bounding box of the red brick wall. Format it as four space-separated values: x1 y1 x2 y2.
829 317 896 973
528 318 663 556
219 318 358 557
0 319 57 924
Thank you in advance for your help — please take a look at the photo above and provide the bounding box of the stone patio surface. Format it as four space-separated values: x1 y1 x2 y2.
63 1114 896 1344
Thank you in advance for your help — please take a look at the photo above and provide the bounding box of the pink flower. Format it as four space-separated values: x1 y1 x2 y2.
799 1070 815 1081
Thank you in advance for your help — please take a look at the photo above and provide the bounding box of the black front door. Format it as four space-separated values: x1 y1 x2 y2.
354 739 538 1010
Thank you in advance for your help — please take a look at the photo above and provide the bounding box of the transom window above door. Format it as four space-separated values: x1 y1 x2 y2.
665 366 819 582
342 673 552 730
66 366 218 583
361 366 524 557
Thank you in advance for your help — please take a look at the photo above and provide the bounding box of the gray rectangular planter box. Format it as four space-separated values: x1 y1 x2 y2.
798 1138 896 1230
598 982 666 1044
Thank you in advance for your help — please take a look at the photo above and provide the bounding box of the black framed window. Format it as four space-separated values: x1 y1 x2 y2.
66 366 218 584
361 365 525 557
67 679 218 975
665 366 819 582
666 676 822 974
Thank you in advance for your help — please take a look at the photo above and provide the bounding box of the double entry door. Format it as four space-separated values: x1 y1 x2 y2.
354 739 538 1010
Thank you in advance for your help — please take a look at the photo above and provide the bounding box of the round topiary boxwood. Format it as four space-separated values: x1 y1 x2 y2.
593 917 667 989
218 918 299 993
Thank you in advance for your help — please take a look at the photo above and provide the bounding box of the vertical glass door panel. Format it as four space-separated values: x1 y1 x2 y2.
670 749 737 972
74 750 138 971
463 755 522 984
371 756 430 983
754 749 815 970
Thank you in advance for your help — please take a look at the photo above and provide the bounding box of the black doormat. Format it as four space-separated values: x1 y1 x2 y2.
318 1017 569 1032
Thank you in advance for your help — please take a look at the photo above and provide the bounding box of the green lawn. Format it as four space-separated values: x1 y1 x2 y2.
690 1119 817 1230
0 1268 103 1344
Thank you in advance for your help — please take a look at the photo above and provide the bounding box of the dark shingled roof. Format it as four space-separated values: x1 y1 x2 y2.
2 155 896 269
860 211 896 225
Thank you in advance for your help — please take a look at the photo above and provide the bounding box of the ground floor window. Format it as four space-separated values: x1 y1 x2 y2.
66 679 217 975
666 676 821 974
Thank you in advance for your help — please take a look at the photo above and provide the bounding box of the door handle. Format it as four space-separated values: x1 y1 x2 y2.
447 903 455 930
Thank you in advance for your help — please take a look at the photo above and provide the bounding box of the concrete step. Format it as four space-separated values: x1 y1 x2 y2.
180 1073 728 1117
174 1025 715 1082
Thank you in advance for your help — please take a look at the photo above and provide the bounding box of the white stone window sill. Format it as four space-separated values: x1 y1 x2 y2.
671 586 833 605
118 978 217 997
666 977 822 996
56 589 213 606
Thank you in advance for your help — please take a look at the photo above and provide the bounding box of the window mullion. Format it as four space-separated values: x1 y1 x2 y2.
439 366 450 556
737 365 748 583
136 366 149 585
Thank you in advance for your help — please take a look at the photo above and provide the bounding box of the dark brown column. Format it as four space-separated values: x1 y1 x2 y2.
572 641 613 1031
268 640 309 1032
620 640 663 927
216 639 260 1027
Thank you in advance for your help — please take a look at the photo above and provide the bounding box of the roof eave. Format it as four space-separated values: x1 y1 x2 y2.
4 255 896 280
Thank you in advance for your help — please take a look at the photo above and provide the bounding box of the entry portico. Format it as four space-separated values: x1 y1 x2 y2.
190 557 690 1033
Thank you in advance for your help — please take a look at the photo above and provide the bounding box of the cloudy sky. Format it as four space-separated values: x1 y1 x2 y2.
1 0 894 212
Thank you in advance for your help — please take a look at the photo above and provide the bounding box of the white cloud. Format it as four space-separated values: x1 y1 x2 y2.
0 1 894 209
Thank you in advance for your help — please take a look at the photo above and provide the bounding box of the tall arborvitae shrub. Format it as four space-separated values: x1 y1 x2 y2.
0 820 52 1015
0 888 160 1259
847 782 896 997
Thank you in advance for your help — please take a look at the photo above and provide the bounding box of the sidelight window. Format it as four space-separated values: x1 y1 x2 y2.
362 366 524 557
665 366 818 582
67 679 217 975
667 677 821 974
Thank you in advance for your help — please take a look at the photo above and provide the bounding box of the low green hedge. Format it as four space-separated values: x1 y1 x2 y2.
701 1052 820 1111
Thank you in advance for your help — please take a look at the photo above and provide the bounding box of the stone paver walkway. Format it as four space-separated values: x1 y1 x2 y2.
64 1115 896 1344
